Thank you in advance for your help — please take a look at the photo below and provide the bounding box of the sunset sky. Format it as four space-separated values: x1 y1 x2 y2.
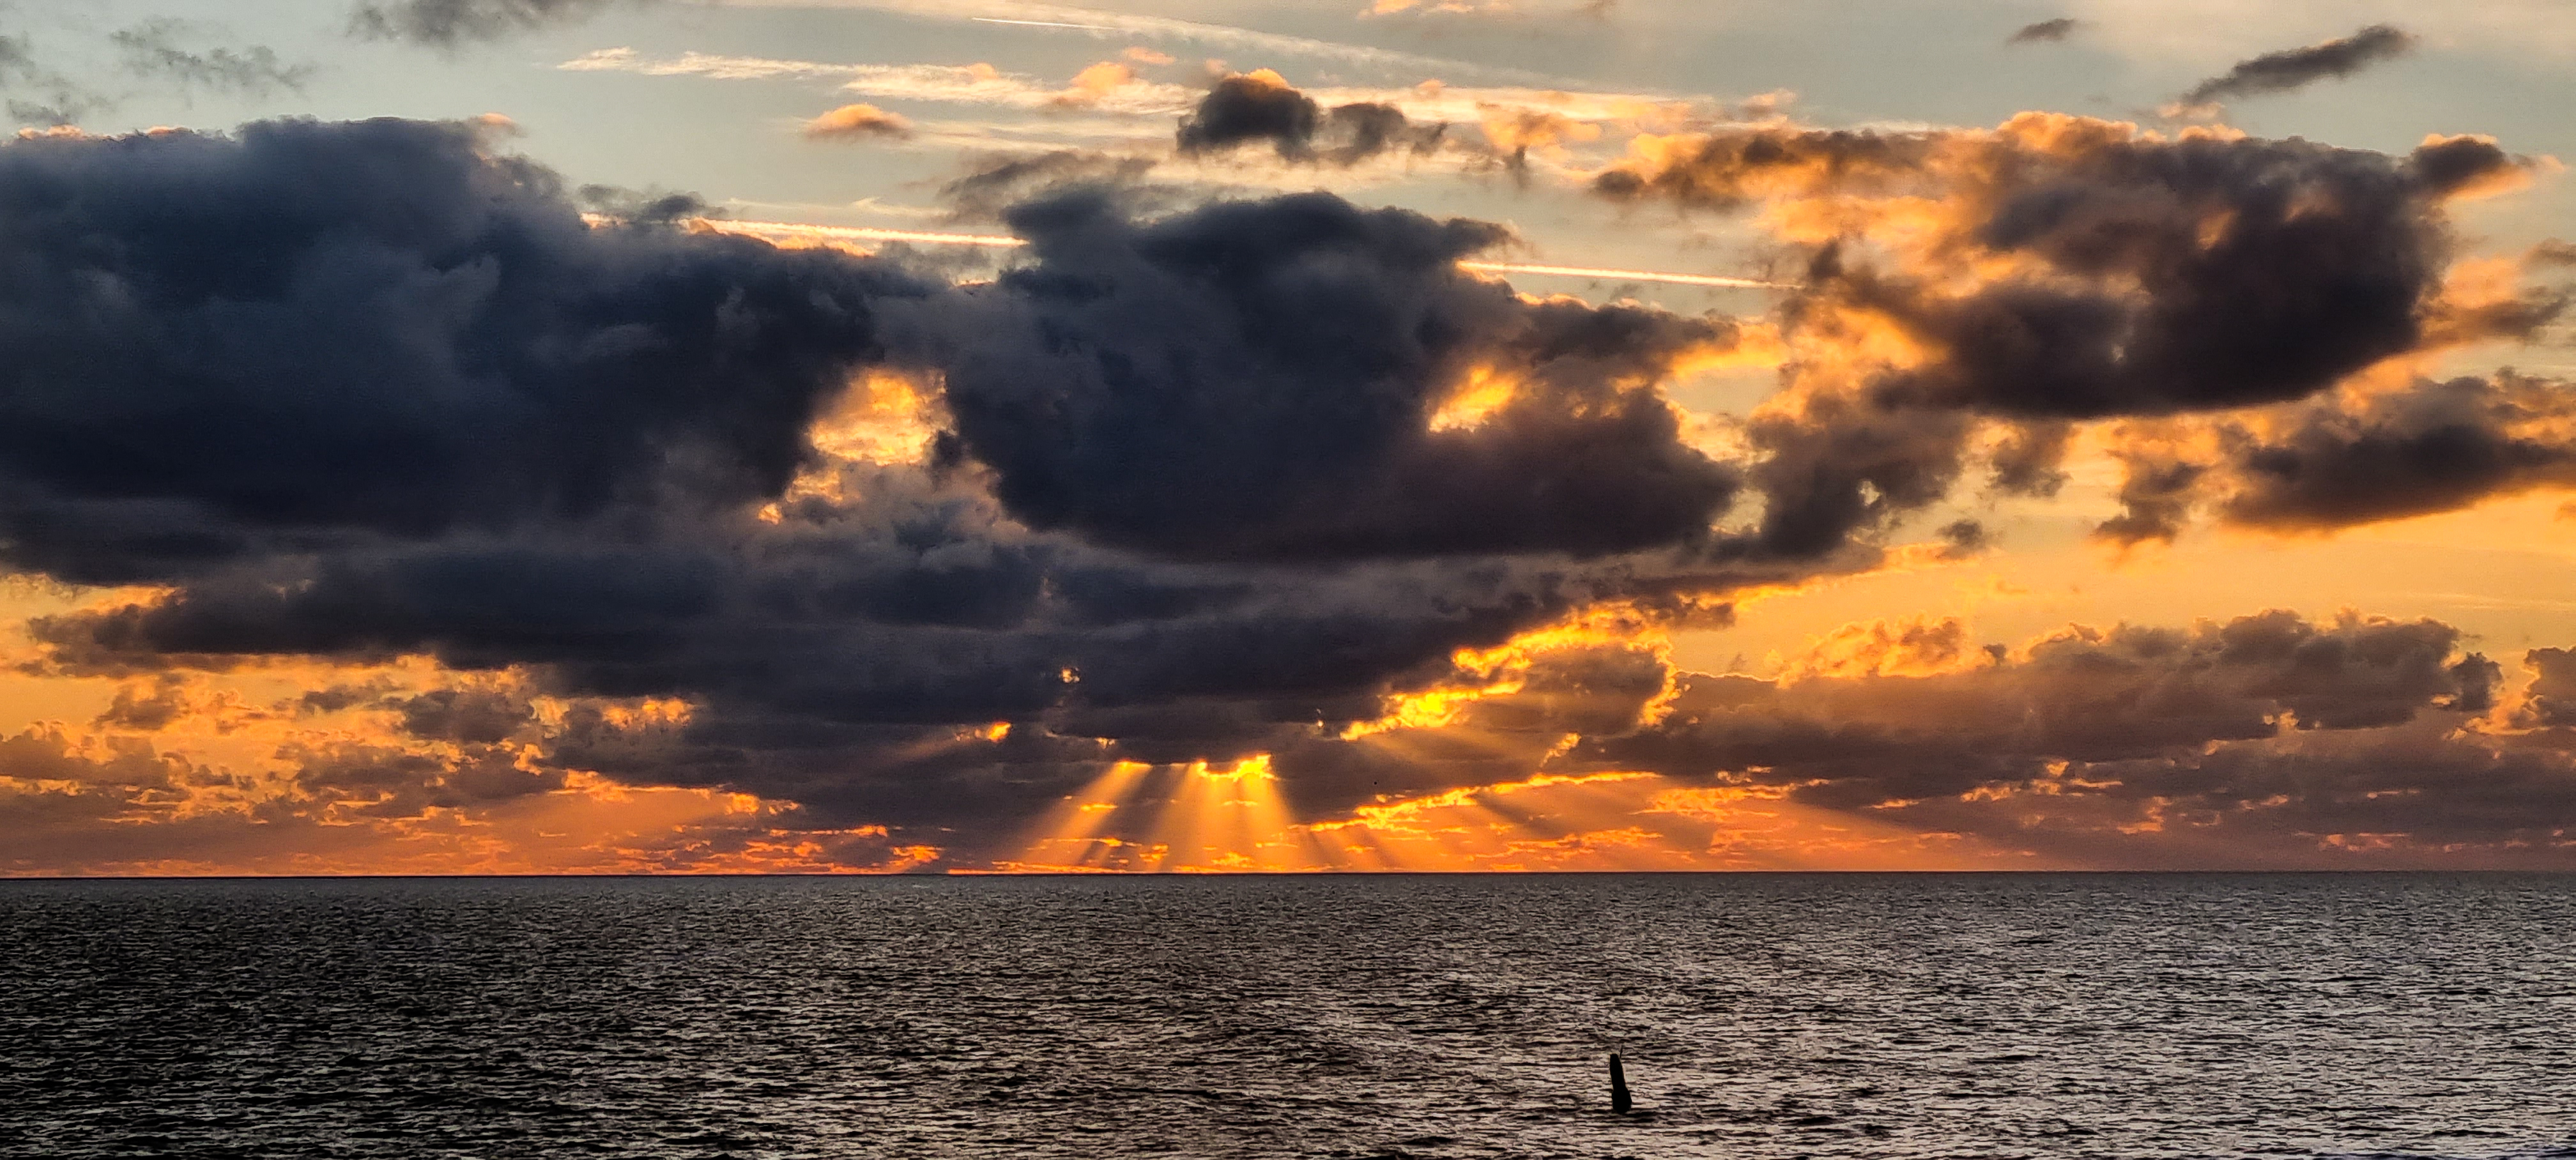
4 0 2575 874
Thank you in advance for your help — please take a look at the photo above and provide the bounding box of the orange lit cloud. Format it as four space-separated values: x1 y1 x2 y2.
1046 61 1141 108
0 687 936 877
6 601 2573 873
802 102 912 141
0 611 933 877
10 106 2576 877
1585 112 2571 561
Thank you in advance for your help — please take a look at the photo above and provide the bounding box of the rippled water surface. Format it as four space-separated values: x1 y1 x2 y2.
6 874 2575 1158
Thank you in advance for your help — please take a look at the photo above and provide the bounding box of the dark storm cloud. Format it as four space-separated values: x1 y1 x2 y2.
2006 18 2079 44
1587 610 2502 812
8 103 2569 870
1869 134 2519 418
1176 72 1444 166
1597 125 2536 417
20 461 1825 840
2219 374 2576 532
110 20 314 96
348 0 648 46
923 187 1744 561
0 116 1821 845
1594 118 2548 556
2175 24 2416 111
2078 373 2576 543
1744 392 1972 558
0 116 931 585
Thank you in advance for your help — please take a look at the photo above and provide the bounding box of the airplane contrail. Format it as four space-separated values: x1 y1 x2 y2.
705 219 1793 289
1459 261 1786 290
969 16 1119 30
710 220 1028 248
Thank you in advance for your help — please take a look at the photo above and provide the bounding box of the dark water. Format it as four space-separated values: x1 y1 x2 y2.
5 874 2575 1159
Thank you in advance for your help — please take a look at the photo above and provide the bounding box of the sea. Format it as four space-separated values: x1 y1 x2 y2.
4 874 2572 1159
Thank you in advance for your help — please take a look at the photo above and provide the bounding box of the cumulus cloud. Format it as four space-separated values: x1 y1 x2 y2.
1575 611 2567 865
2221 373 2576 531
2517 648 2576 729
1591 114 2554 556
924 186 1745 560
0 117 1814 849
6 109 2568 868
0 117 930 585
2173 24 2417 114
1596 122 2540 418
0 688 935 876
1047 61 1141 109
2087 372 2576 542
0 725 203 790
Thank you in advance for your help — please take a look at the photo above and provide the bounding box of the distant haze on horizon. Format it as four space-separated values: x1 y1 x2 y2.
4 0 2576 874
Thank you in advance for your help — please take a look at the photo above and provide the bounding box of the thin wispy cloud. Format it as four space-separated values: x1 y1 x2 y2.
350 0 652 46
2172 22 2416 112
112 20 315 96
562 47 1708 133
562 48 1197 115
2006 17 2078 44
0 32 107 125
721 0 1568 83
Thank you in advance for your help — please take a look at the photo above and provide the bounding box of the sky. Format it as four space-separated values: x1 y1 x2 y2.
3 0 2575 874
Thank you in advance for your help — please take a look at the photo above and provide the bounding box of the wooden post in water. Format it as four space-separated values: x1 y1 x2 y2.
1609 1051 1632 1113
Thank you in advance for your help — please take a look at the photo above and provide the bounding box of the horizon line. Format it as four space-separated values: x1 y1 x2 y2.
8 868 2568 880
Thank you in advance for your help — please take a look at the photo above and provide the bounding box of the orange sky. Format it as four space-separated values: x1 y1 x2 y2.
4 5 2575 874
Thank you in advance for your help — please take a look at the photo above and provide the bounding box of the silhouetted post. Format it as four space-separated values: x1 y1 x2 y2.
1609 1051 1632 1113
